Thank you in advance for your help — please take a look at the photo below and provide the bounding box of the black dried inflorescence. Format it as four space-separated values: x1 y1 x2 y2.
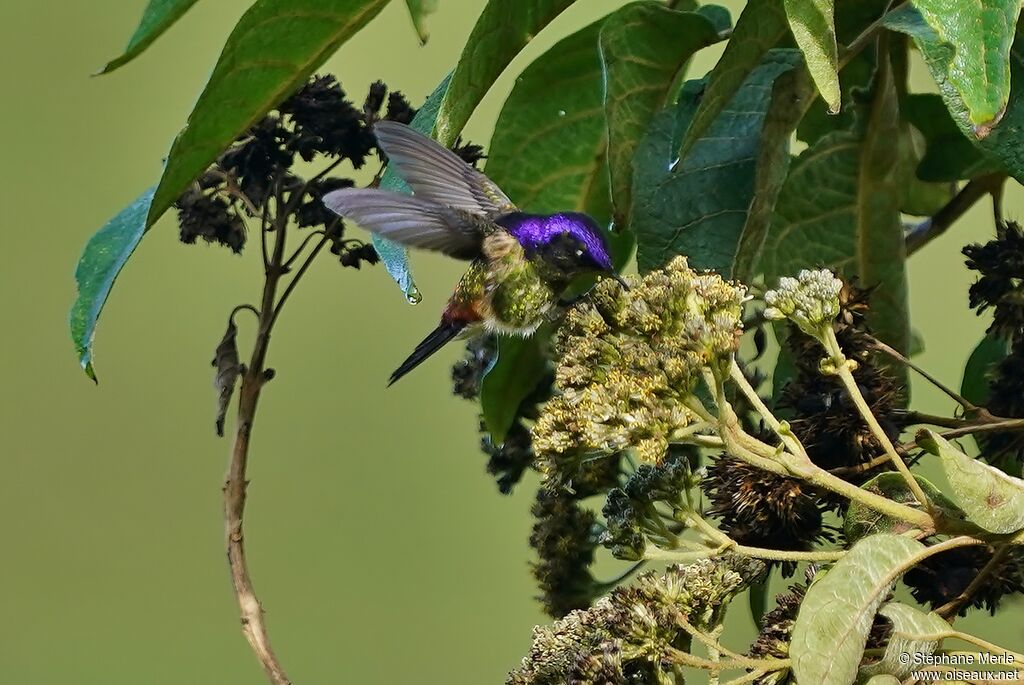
703 455 832 574
529 488 601 618
964 220 1024 339
903 545 1024 616
778 281 902 482
278 75 376 164
175 186 247 253
451 136 487 168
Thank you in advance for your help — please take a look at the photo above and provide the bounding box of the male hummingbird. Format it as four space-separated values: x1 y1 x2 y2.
323 121 625 385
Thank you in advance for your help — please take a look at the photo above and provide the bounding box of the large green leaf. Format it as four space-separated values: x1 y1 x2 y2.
860 602 950 679
148 0 391 229
404 0 439 44
433 0 579 146
783 0 839 113
481 330 552 444
487 19 609 224
903 93 1003 182
911 0 1021 132
99 0 202 74
678 0 790 158
790 534 925 685
375 74 453 302
960 333 1010 406
632 49 809 279
885 5 1024 182
762 55 910 359
918 429 1024 534
844 473 960 543
70 188 156 380
599 2 724 227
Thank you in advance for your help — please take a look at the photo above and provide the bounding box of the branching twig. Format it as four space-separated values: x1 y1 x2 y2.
869 335 976 410
905 174 1007 256
936 546 1010 620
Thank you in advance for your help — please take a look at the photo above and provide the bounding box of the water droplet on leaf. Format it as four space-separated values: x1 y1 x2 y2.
405 285 422 305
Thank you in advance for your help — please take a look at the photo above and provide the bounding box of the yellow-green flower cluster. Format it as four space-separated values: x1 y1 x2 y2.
763 269 843 338
533 257 746 465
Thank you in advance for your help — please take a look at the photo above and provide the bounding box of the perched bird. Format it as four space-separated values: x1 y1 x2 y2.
323 121 626 385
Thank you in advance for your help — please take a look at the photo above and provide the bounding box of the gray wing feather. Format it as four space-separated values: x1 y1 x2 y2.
323 187 481 259
374 121 515 218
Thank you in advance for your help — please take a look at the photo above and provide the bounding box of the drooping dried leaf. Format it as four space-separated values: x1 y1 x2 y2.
212 320 244 437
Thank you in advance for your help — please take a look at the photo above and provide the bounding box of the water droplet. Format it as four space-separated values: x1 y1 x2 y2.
668 157 680 172
405 285 422 305
558 110 566 117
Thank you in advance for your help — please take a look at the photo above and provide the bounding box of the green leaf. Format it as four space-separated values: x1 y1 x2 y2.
678 0 790 158
749 578 770 627
903 94 1003 182
844 472 961 543
70 187 156 380
885 5 1024 182
960 333 1010 407
910 0 1021 132
864 677 902 685
861 602 950 679
434 0 579 146
148 0 391 230
632 49 810 279
790 534 925 685
374 74 453 302
99 0 202 73
783 0 839 113
487 19 610 225
599 2 724 226
481 330 552 444
762 54 911 361
917 429 1024 534
404 0 439 44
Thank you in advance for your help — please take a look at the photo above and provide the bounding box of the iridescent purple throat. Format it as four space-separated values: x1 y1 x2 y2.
496 212 613 270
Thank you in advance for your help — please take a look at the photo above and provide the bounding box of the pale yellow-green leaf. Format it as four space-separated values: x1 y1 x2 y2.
783 0 839 112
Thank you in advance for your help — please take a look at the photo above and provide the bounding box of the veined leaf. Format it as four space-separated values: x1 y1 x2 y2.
632 49 811 279
678 0 790 158
961 333 1010 407
148 0 392 230
70 187 156 380
783 0 839 113
911 0 1021 133
903 94 1003 182
599 2 724 226
375 74 453 301
99 0 202 74
790 534 925 685
844 473 961 543
434 0 579 146
487 19 609 224
404 0 439 44
481 328 552 444
917 429 1024 534
861 602 950 679
762 54 910 361
885 5 1024 182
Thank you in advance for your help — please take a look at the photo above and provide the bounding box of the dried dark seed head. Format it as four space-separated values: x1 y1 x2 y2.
903 545 1024 615
279 75 376 165
964 220 1024 339
175 187 246 253
295 177 355 228
363 80 388 119
219 115 293 208
384 90 417 125
529 488 600 618
451 136 487 168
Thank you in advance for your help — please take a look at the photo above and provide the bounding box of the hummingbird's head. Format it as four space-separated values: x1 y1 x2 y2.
504 212 621 284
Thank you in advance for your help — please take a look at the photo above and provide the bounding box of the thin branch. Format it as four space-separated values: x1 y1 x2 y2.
936 546 1010 619
869 335 975 410
282 229 327 271
905 173 1007 256
839 0 901 69
271 234 330 326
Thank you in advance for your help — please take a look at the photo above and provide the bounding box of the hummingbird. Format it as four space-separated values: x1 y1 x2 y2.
323 121 626 386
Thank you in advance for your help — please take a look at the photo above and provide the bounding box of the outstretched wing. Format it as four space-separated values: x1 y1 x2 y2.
323 188 482 260
374 121 516 218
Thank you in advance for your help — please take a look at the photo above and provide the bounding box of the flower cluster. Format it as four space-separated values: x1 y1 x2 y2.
507 556 765 685
532 257 746 466
964 220 1024 339
763 268 843 339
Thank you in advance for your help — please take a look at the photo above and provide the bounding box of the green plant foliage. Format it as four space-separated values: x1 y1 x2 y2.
918 429 1024 534
404 0 439 44
99 0 202 73
961 333 1010 406
69 187 156 380
762 56 910 356
904 94 1003 182
885 5 1024 183
375 74 452 301
912 0 1021 131
790 534 925 685
844 473 960 543
599 2 724 226
632 50 811 279
433 0 579 146
783 0 839 113
860 602 950 679
148 0 391 230
678 0 790 158
481 330 551 444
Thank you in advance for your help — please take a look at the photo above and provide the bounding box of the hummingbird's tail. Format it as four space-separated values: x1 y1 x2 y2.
389 319 467 386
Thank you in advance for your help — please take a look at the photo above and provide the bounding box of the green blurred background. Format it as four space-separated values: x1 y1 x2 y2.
1 1 1021 682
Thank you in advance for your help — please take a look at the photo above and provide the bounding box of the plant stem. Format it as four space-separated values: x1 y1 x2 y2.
823 328 932 508
869 335 975 410
905 173 1007 256
943 630 1024 666
224 211 301 685
646 543 846 564
936 546 1009 619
